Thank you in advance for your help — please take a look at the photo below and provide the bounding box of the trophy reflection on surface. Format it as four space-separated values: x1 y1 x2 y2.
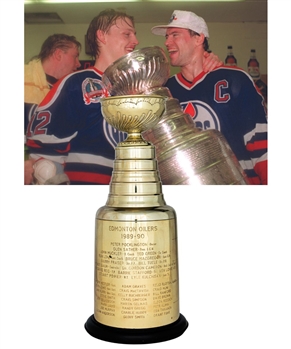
84 57 189 342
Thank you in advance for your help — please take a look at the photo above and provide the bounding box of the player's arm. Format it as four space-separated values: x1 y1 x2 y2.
240 74 268 184
25 83 77 184
243 123 267 185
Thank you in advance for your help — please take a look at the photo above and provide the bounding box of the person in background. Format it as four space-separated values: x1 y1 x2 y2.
151 10 267 184
24 34 81 184
25 9 222 185
25 33 82 126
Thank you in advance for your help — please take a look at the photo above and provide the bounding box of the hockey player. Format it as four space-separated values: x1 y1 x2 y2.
151 10 268 184
26 9 138 184
24 34 81 184
25 9 222 185
25 34 81 130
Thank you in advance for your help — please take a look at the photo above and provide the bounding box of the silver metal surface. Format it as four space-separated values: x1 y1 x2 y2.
143 89 249 184
102 46 249 185
102 46 170 96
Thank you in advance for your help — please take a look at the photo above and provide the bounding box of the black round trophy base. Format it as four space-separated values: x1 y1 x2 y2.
84 314 188 344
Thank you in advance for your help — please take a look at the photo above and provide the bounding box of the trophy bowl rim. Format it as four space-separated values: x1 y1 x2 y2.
102 46 170 96
103 46 169 74
100 95 166 135
100 94 165 102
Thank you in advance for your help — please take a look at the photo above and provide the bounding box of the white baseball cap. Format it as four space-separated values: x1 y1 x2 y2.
151 10 209 38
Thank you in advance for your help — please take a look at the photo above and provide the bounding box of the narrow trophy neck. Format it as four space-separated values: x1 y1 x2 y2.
118 132 149 146
106 142 166 208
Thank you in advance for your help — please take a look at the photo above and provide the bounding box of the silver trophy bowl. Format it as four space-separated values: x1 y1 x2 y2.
102 46 170 96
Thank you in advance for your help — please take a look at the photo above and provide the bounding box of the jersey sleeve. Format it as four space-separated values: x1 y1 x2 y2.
26 77 80 164
236 71 268 184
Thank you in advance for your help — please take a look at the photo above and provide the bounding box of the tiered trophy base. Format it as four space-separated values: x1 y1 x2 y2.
84 314 188 344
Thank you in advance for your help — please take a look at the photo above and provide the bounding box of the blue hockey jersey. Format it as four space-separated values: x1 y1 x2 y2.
26 67 126 185
165 66 268 184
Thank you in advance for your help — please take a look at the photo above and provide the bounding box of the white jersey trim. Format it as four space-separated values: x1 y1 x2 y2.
30 154 67 164
244 123 267 144
239 152 267 170
66 153 114 168
29 152 114 168
29 131 78 144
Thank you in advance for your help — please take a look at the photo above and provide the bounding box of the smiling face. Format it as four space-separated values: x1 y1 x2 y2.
165 27 199 67
101 18 139 65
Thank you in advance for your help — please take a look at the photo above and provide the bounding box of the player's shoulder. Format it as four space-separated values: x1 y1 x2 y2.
213 65 250 77
66 67 102 82
211 65 254 84
53 68 102 91
165 74 179 86
167 74 177 81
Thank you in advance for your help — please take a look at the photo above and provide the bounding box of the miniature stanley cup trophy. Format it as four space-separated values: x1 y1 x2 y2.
84 95 188 344
85 45 248 344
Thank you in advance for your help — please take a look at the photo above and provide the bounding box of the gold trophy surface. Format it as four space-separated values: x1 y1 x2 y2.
84 94 188 344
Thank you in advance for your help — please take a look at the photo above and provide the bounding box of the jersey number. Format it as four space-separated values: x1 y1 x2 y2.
26 111 51 137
